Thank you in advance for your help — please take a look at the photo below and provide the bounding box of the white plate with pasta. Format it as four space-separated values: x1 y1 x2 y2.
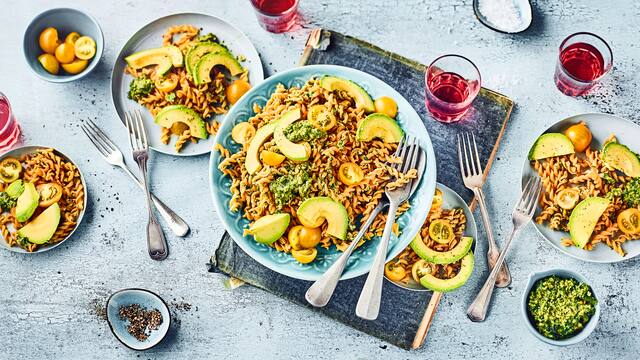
522 113 640 263
111 13 263 156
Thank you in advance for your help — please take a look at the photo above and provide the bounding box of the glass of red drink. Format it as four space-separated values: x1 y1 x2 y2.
0 92 21 153
250 0 300 33
425 55 481 123
554 32 612 96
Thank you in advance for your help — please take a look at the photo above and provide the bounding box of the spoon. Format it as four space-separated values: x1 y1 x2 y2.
473 0 532 34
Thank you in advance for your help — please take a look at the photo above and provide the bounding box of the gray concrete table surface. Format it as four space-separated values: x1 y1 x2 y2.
1 0 638 359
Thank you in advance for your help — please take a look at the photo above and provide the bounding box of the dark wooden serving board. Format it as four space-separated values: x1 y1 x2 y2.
209 29 514 350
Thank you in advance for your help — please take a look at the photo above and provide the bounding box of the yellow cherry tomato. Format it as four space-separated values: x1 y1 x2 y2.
411 259 431 283
429 219 454 244
155 73 179 93
564 122 592 152
374 96 398 118
39 27 60 54
36 183 63 207
261 150 285 167
38 54 60 75
337 162 364 186
384 262 406 282
54 43 76 64
231 122 256 144
307 105 337 131
298 226 322 248
61 59 88 74
555 188 580 210
617 208 640 235
65 32 81 45
226 79 251 105
0 158 22 183
288 225 304 250
74 36 96 60
291 248 317 264
431 188 443 210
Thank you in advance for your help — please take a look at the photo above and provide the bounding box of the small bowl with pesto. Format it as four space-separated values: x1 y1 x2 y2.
522 269 600 346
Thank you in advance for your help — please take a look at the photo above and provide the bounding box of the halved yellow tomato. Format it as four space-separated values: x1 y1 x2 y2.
38 54 60 75
298 226 322 248
291 248 317 264
338 162 364 186
231 122 256 144
155 74 179 93
411 259 431 283
288 225 304 250
65 32 81 45
36 183 63 207
431 188 443 210
429 219 454 244
74 36 96 60
226 79 251 105
617 208 640 235
385 262 406 281
374 96 398 118
61 59 88 74
39 27 60 54
555 188 580 210
54 43 76 64
261 150 285 167
308 105 337 131
0 158 21 183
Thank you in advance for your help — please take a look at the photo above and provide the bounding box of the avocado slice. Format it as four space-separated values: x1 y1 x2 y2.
419 252 474 292
297 197 349 240
247 213 290 245
125 45 183 75
245 108 301 174
15 182 39 222
355 113 404 143
601 142 640 177
410 233 473 264
568 197 610 248
185 42 229 76
5 179 24 199
320 76 375 113
17 203 61 244
274 117 310 162
154 105 208 139
193 52 245 85
528 133 575 160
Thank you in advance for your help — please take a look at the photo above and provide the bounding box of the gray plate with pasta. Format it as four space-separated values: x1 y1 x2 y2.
111 13 264 156
522 113 640 263
0 146 87 254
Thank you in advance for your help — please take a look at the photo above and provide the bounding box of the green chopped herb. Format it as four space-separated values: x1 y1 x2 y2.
127 75 154 101
284 121 326 142
337 138 346 149
527 276 597 340
0 192 16 212
16 234 31 249
602 173 615 185
165 93 176 102
606 187 623 201
622 177 640 207
197 33 219 43
269 164 312 209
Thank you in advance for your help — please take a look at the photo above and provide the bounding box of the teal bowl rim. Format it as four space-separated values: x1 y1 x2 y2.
520 268 601 346
105 288 171 351
209 64 437 281
22 7 104 83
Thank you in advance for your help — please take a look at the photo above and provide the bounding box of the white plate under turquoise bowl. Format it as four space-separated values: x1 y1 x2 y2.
111 13 264 157
106 288 171 351
385 182 477 291
210 64 437 281
521 268 600 346
521 113 640 262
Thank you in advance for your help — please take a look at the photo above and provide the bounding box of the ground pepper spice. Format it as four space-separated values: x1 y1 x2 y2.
118 304 163 341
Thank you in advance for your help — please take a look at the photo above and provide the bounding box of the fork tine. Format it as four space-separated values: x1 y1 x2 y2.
395 136 411 171
82 121 113 153
136 109 148 149
85 118 118 151
402 140 419 173
394 136 405 157
407 144 422 174
465 133 478 175
125 111 135 150
471 133 483 176
460 133 472 177
457 134 466 177
80 123 109 157
526 177 543 214
518 177 534 211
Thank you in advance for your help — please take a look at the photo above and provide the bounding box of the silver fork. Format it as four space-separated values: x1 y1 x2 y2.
124 110 169 261
467 176 542 322
81 119 190 237
356 136 422 320
458 133 511 288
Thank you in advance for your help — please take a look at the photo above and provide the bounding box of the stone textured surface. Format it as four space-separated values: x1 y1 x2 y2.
1 0 638 359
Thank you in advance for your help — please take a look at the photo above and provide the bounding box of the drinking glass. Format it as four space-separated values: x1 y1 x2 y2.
425 55 481 123
554 32 613 96
250 0 300 33
0 92 21 153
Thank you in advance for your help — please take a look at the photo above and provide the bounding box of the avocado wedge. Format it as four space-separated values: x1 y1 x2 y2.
568 197 610 248
297 197 349 240
601 142 640 177
355 113 404 143
320 76 375 113
245 108 301 174
193 52 244 85
528 133 575 160
419 252 474 292
410 233 473 264
247 213 290 245
185 42 229 76
125 45 183 75
274 118 310 162
15 182 39 222
154 105 208 139
17 203 61 244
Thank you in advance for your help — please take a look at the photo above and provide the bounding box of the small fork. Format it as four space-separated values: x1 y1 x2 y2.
458 133 512 288
467 176 542 322
81 119 190 237
356 135 422 320
125 110 169 261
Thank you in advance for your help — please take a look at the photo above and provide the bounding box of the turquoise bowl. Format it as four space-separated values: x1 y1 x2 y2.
210 65 437 281
106 288 171 351
23 8 103 83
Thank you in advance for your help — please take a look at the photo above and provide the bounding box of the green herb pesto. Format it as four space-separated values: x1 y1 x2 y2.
0 192 16 212
269 164 312 209
606 187 623 201
527 276 597 340
127 75 154 101
197 33 219 43
623 177 640 207
284 121 326 143
165 93 176 102
602 173 615 185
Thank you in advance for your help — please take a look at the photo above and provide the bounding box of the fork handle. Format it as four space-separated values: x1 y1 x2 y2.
356 201 399 320
467 228 519 322
136 157 169 261
306 202 385 307
473 188 512 288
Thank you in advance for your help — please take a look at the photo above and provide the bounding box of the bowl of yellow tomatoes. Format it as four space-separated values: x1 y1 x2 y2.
23 8 103 82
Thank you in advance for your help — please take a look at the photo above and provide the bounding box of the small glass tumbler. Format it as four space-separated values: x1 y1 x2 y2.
554 32 613 96
0 92 21 153
250 0 300 33
425 55 481 123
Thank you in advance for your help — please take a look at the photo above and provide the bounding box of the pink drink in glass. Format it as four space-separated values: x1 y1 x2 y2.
250 0 299 33
425 55 481 123
0 93 21 153
554 32 613 96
